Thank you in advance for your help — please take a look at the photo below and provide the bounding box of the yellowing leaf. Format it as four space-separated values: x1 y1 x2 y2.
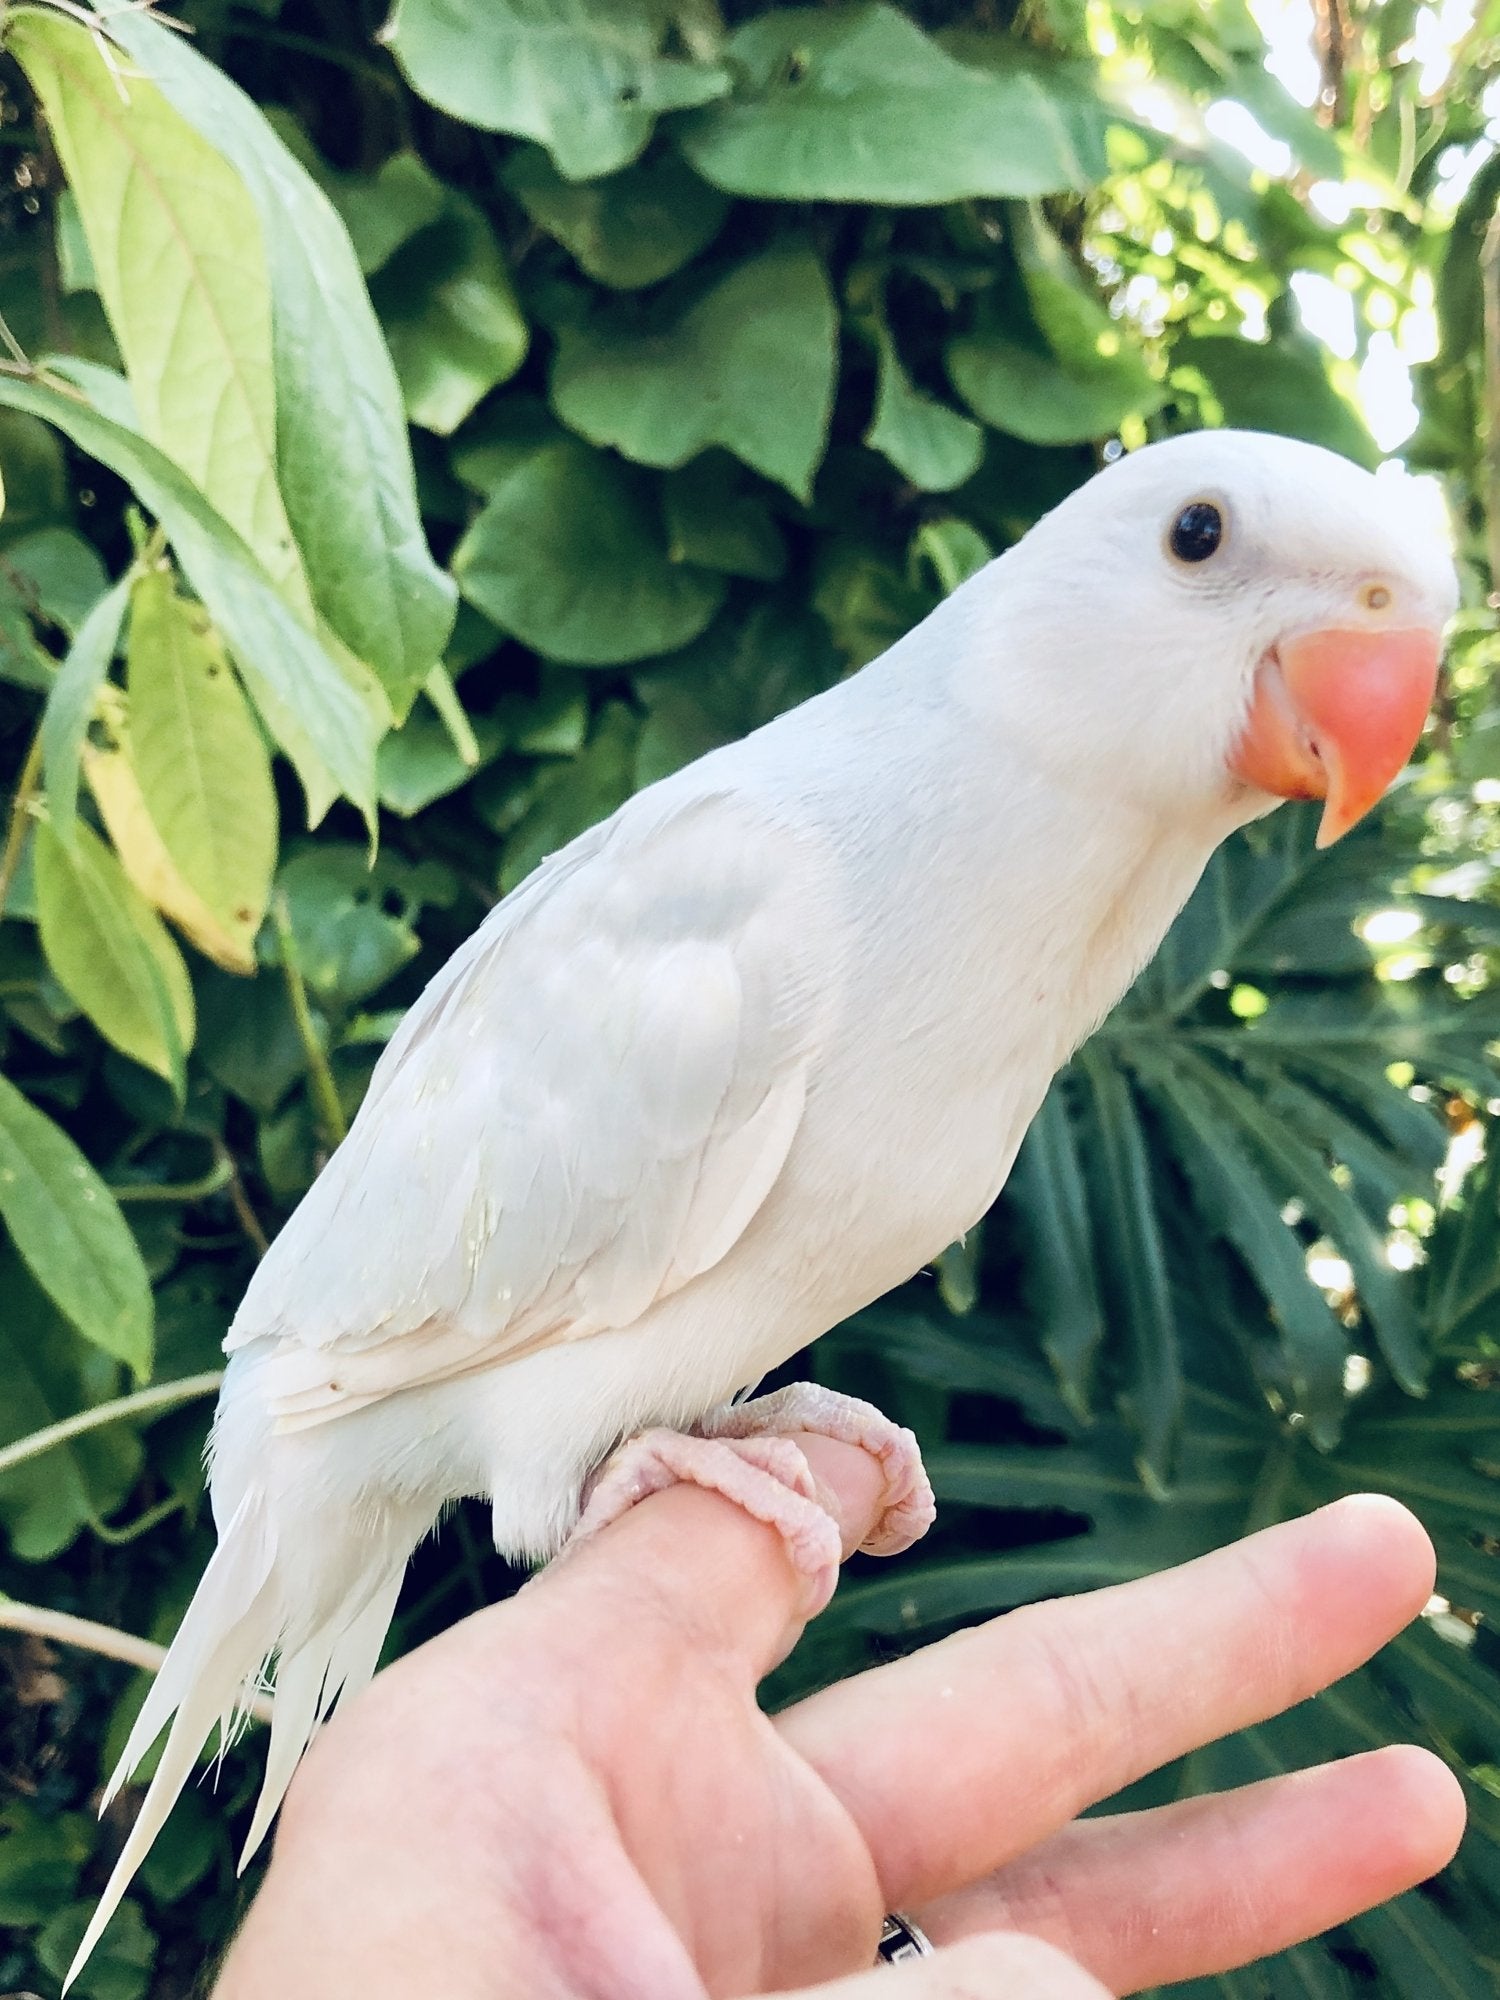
33 816 195 1092
8 9 312 615
119 567 277 973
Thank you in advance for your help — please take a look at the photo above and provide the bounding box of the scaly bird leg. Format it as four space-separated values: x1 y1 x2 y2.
569 1386 935 1615
698 1383 935 1559
571 1429 843 1613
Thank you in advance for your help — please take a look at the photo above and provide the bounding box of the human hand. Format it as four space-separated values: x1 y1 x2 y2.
214 1442 1464 1999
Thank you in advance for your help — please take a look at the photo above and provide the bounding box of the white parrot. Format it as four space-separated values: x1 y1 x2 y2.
70 429 1456 1982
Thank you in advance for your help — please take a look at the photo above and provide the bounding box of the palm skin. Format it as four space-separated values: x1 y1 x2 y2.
216 1440 1464 2000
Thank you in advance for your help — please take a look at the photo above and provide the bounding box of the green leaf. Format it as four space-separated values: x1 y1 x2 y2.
452 437 724 665
125 565 278 973
325 149 447 277
8 8 312 613
1 526 108 638
385 0 728 181
0 1247 142 1559
679 4 1094 204
275 847 423 1010
1006 1083 1106 1415
1133 1048 1351 1442
98 5 457 710
865 318 983 492
37 1894 155 2000
661 457 787 581
501 702 639 891
374 192 529 435
41 570 131 834
0 374 379 826
551 242 838 500
33 815 194 1092
948 332 1163 446
0 1073 152 1375
504 145 730 289
1077 1049 1182 1488
1176 334 1380 470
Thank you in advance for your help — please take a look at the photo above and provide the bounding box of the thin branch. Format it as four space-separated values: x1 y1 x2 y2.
109 1156 234 1205
214 1137 271 1258
0 725 44 926
0 1601 272 1724
0 1371 222 1480
272 893 347 1149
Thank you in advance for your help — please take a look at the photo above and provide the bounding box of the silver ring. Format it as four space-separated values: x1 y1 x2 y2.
876 1912 933 1963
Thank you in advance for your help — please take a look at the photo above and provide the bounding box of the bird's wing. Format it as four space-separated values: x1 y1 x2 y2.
227 791 836 1425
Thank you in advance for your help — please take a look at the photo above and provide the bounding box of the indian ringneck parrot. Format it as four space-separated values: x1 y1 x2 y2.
69 428 1457 1982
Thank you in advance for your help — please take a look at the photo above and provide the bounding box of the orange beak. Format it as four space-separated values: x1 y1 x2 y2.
1229 626 1442 848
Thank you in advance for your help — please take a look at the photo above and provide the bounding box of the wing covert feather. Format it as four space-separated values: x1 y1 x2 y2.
227 794 832 1422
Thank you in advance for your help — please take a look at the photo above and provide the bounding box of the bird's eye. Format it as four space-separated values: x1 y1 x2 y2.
1168 502 1224 564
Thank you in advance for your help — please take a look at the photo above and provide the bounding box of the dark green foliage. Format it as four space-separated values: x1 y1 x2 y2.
0 2 1496 1994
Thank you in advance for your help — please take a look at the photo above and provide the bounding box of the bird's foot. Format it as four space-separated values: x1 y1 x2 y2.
699 1383 935 1559
571 1429 843 1613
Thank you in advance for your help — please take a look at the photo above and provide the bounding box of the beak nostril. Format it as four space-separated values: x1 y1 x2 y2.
1363 583 1392 612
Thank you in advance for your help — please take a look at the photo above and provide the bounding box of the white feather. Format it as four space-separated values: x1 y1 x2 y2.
73 432 1459 1988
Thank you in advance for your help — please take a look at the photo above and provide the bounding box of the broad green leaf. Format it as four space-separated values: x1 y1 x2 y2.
385 0 728 181
8 9 311 612
98 5 457 709
33 815 194 1092
0 1249 142 1560
1176 334 1379 470
504 146 730 289
375 192 529 435
679 4 1093 204
0 374 379 826
661 457 787 581
275 848 425 1009
500 703 639 892
633 599 834 785
326 149 446 277
0 1073 152 1375
122 567 277 972
552 243 838 500
948 333 1163 446
1 526 108 638
452 438 724 665
40 569 130 834
865 319 983 492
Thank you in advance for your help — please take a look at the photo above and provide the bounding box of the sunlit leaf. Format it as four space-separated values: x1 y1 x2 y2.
33 815 194 1092
385 0 728 180
122 565 277 973
551 243 838 500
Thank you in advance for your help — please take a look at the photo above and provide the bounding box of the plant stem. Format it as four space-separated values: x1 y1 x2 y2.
0 1371 222 1479
272 893 348 1149
109 1156 235 1204
215 1136 271 1257
0 1600 273 1724
0 724 44 924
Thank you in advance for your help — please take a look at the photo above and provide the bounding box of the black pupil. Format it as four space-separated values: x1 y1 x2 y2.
1171 502 1223 562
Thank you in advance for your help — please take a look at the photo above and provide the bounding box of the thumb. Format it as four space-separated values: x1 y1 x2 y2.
781 1933 1115 1999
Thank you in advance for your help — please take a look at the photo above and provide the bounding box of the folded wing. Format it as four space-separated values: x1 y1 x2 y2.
227 792 835 1423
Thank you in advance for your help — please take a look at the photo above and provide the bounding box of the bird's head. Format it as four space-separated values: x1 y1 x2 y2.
979 428 1457 846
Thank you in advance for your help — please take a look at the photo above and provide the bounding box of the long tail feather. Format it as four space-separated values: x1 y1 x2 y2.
68 1499 278 1989
69 1490 421 1993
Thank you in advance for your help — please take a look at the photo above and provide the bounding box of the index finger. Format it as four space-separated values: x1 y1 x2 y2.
526 1431 889 1683
778 1494 1437 1910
